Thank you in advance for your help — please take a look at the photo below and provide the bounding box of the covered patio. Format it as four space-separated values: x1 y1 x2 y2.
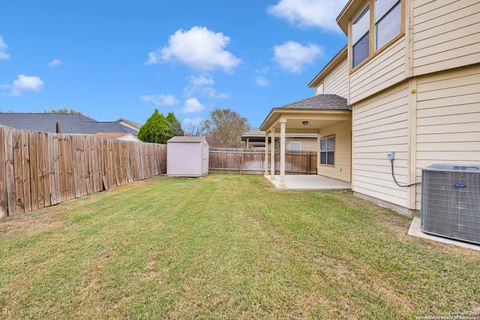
260 94 353 189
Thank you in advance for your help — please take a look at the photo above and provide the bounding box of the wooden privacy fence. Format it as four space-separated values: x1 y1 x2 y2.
0 127 166 217
209 148 317 175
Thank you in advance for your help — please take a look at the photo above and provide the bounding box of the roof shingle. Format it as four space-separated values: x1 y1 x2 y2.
0 113 138 135
274 94 351 111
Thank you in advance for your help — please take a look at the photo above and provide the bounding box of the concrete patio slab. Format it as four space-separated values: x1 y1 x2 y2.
265 175 351 190
408 217 480 251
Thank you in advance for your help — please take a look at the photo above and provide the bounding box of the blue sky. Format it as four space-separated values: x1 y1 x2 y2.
0 0 347 128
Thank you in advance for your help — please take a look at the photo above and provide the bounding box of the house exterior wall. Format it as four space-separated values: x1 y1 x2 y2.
303 0 480 212
412 0 480 76
414 64 480 209
352 83 410 208
318 120 352 183
349 37 407 104
322 59 349 98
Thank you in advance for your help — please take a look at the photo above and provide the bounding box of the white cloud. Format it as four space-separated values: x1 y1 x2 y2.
182 98 205 113
182 117 204 127
268 0 347 32
255 76 269 87
140 94 178 107
0 36 10 60
146 26 241 72
273 41 323 73
184 75 229 99
11 75 44 96
48 58 62 67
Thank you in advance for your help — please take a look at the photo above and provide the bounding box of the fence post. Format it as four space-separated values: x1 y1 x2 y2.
307 153 311 175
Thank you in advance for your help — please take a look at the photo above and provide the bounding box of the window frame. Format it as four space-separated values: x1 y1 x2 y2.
349 0 405 73
319 135 335 167
374 0 401 50
351 5 371 69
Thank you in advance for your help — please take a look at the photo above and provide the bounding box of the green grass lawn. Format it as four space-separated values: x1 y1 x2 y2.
0 175 479 319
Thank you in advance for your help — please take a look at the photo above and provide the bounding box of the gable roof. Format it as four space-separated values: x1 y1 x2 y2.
0 113 138 135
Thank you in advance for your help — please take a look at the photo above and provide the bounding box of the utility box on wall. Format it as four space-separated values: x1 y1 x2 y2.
167 136 209 177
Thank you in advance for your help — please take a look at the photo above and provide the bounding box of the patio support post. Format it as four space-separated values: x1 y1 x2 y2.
264 132 269 176
279 120 286 188
317 133 321 175
270 128 275 180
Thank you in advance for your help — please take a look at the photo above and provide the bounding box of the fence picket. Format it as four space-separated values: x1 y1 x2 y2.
0 128 166 217
209 148 317 175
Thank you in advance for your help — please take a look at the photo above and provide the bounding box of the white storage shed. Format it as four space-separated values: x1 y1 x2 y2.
167 136 209 177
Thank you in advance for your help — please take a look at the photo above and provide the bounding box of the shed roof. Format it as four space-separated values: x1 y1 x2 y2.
168 136 207 143
0 113 138 135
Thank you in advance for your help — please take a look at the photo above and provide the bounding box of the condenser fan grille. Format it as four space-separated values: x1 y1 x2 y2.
421 164 480 245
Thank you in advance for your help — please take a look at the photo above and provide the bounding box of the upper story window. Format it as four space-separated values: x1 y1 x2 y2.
350 0 403 69
352 5 370 68
375 0 401 49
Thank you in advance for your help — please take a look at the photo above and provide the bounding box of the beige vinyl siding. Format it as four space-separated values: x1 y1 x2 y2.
414 64 480 209
315 83 324 95
323 59 348 98
349 37 407 104
413 0 480 76
318 120 352 182
352 82 410 207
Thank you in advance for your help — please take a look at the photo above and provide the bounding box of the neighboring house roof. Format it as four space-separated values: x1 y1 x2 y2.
308 45 348 88
0 113 138 135
92 132 134 139
242 128 318 140
116 118 142 130
92 132 141 142
168 136 207 143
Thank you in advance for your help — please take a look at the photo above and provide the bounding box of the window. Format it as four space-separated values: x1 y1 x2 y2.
320 136 335 165
352 5 370 68
350 0 403 69
288 142 301 151
375 0 401 49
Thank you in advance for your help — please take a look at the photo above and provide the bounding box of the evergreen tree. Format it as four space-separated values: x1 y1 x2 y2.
138 109 183 144
166 112 184 136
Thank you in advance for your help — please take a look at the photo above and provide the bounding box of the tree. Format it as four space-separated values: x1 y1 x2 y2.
43 108 83 114
138 109 183 144
200 108 249 148
166 112 184 136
